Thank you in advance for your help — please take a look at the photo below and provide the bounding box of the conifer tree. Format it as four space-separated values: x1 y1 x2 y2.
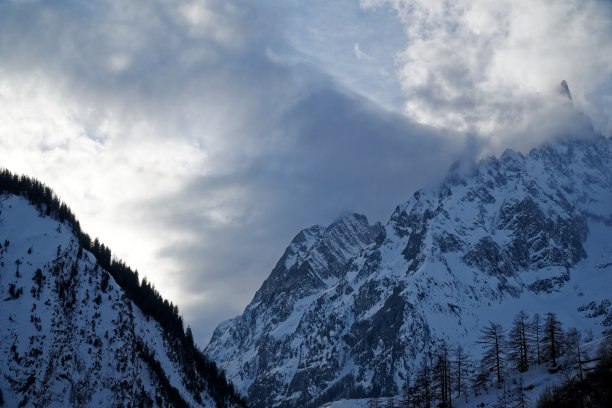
542 312 563 366
471 359 489 397
433 341 452 407
529 313 542 366
414 356 432 408
478 322 506 383
565 328 586 408
453 345 470 399
508 311 529 372
185 326 194 349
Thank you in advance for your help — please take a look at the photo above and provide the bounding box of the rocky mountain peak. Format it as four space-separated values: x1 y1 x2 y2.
559 79 573 101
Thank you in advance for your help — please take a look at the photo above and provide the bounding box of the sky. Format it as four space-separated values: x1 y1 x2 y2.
1 0 612 344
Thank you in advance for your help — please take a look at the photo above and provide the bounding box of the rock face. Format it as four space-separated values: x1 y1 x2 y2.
0 190 245 407
206 135 612 408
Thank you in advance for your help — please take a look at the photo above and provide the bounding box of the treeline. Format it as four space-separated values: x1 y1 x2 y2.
0 169 247 408
368 311 603 408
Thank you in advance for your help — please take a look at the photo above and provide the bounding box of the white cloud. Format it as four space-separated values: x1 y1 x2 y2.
178 0 244 46
361 0 612 148
354 43 373 61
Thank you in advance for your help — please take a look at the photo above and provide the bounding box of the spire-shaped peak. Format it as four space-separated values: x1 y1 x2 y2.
559 80 572 101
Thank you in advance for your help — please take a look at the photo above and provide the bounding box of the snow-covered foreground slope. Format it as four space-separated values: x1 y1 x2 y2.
318 364 572 407
206 136 612 408
320 336 608 408
0 191 245 407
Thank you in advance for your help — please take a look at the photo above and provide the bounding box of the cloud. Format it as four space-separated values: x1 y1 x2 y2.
1 0 610 345
0 0 475 344
0 0 290 340
361 0 612 147
354 43 373 61
262 0 407 111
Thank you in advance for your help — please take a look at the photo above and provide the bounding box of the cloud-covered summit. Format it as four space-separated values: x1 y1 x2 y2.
361 0 612 143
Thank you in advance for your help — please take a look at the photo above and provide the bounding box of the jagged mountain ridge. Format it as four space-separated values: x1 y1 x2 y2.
0 173 247 407
205 135 612 408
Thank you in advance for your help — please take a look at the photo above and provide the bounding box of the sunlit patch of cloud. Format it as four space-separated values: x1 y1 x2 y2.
361 0 612 148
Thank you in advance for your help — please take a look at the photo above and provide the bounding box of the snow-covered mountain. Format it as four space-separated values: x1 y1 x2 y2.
0 174 247 407
205 135 612 408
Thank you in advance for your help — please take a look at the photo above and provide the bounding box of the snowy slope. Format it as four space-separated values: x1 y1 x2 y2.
321 336 608 408
205 135 612 408
0 192 244 407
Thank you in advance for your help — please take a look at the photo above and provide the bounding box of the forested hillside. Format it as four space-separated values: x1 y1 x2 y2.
0 169 247 407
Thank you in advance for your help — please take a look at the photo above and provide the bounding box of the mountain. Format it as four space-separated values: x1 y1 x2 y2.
0 171 247 407
205 135 612 408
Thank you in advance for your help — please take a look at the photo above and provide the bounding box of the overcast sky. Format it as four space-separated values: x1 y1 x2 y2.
1 0 612 344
